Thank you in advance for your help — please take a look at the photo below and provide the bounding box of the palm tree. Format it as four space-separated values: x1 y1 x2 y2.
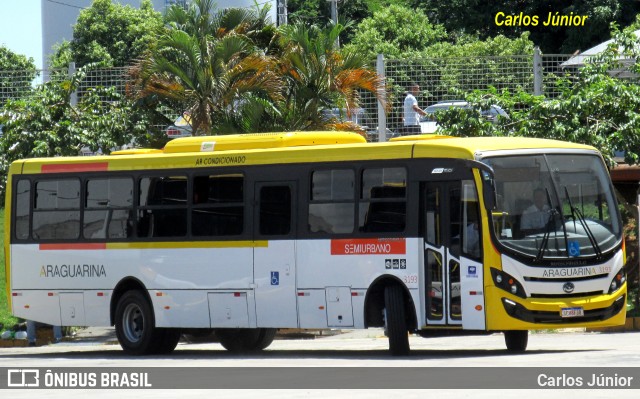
275 22 386 131
128 0 282 135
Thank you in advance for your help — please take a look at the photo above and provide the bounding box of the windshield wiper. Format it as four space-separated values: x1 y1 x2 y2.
535 189 559 262
563 186 602 259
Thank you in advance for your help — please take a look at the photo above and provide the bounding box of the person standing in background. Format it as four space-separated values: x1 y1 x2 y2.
26 320 62 346
403 82 427 135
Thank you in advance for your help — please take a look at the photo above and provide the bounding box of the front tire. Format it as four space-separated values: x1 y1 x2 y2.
115 290 160 355
504 330 528 352
384 285 410 356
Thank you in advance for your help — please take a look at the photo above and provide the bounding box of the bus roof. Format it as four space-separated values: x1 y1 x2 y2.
409 136 597 160
10 134 599 176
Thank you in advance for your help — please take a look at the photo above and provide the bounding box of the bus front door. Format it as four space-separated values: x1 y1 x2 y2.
253 181 298 328
423 180 485 329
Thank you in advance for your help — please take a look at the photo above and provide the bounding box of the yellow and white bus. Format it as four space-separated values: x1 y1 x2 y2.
3 132 627 355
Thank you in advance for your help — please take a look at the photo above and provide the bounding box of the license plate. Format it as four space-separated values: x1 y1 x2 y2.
561 307 584 318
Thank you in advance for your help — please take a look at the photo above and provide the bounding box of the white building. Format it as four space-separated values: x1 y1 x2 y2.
41 0 278 68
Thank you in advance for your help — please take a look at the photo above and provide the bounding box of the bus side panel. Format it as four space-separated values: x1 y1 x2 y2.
151 290 214 328
296 238 422 329
83 290 112 326
10 245 254 291
9 244 255 328
11 290 62 326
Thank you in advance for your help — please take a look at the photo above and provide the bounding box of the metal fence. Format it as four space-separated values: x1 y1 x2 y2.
0 51 578 140
357 51 576 141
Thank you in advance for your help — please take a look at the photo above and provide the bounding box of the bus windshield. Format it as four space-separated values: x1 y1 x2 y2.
484 153 621 260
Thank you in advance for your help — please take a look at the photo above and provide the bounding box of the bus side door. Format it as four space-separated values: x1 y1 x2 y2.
423 180 485 329
253 181 298 328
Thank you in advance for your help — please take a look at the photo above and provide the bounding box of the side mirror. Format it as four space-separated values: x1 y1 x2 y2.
481 171 496 210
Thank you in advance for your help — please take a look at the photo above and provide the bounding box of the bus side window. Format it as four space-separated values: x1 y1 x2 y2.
84 178 133 239
138 176 187 238
192 174 244 237
359 167 407 233
308 169 354 234
32 179 81 240
459 180 481 260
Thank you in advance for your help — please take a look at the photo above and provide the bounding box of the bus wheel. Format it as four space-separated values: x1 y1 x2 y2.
384 285 410 356
216 328 275 353
115 290 158 355
152 329 181 354
253 328 277 351
504 330 528 352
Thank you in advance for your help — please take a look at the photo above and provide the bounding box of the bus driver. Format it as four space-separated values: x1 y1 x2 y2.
520 188 550 231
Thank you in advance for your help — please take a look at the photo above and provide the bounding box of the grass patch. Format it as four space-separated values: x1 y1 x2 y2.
0 208 19 329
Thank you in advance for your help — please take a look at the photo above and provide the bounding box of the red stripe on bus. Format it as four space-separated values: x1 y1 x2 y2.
39 243 107 250
41 162 109 173
331 238 406 255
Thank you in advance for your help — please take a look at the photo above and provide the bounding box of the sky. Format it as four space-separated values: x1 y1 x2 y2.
0 0 43 69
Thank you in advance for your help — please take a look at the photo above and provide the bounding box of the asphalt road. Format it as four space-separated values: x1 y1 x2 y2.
1 328 640 398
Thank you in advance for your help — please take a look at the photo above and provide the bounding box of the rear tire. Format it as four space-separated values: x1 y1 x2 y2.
384 285 410 356
115 290 160 355
216 328 276 353
152 329 181 354
504 330 528 352
253 328 277 351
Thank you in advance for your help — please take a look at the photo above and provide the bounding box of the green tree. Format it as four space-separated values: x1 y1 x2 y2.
0 46 37 102
129 0 283 135
287 0 372 25
423 32 534 58
435 26 640 167
344 4 447 59
50 0 163 68
274 22 386 131
0 65 152 202
413 0 640 54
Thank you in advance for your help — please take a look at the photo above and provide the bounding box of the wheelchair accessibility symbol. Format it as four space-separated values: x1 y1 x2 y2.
568 241 580 257
271 271 280 285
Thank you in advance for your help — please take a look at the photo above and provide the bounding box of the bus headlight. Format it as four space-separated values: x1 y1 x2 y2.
491 268 526 299
608 269 626 294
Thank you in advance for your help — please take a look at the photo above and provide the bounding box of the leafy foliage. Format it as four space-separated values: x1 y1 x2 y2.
423 32 534 58
0 46 37 102
274 22 386 131
435 26 640 168
50 0 163 68
343 4 447 59
0 65 153 203
130 0 385 135
128 0 283 135
412 0 640 54
287 0 372 25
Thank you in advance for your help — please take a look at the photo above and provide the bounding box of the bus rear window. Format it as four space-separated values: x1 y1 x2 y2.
14 179 30 240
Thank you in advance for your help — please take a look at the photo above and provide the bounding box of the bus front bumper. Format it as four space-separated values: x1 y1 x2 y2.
485 283 627 330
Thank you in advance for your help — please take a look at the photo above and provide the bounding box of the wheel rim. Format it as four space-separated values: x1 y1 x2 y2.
122 303 144 343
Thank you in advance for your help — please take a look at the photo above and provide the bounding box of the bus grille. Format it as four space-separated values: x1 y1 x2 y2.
529 291 603 299
501 295 625 324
